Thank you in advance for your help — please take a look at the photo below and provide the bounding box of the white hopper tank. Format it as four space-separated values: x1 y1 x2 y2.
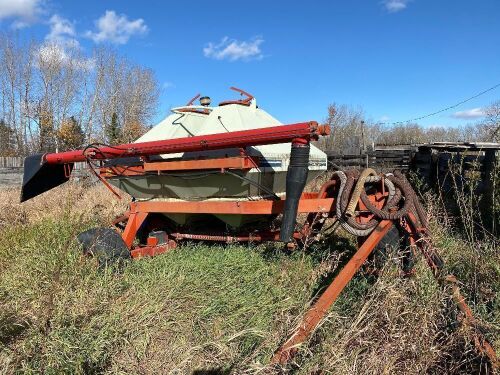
107 91 328 228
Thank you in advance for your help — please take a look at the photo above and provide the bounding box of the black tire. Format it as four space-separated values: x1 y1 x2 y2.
371 225 413 273
77 228 131 269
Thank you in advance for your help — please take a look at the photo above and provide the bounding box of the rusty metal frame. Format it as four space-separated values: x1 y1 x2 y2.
271 220 393 364
118 193 338 257
129 240 177 259
404 213 499 368
128 196 335 216
122 211 148 248
142 155 259 172
99 155 260 178
112 176 498 369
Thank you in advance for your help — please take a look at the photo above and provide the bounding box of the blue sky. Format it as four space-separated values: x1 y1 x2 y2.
1 0 499 126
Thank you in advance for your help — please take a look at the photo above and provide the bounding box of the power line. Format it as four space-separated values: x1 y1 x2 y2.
379 82 500 125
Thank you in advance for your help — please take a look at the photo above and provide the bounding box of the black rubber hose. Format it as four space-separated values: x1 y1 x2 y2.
339 170 379 231
394 171 429 228
344 175 402 230
360 176 410 220
280 143 310 242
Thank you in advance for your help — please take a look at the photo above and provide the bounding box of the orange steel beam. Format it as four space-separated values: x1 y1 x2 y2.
143 156 259 172
130 240 177 258
131 197 335 216
122 211 149 248
447 276 499 368
100 156 259 177
271 220 393 365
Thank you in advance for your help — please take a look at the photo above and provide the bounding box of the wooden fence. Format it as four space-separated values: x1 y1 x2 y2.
326 148 413 171
0 157 23 168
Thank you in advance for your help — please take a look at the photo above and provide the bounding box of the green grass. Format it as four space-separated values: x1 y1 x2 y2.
0 198 498 373
0 215 320 373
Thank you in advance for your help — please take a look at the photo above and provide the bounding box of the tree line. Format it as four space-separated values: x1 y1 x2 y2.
0 32 498 157
0 33 159 156
317 101 500 153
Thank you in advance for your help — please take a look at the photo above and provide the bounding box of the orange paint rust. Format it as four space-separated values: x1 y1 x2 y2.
100 165 144 177
130 240 177 258
143 156 259 172
98 156 260 177
271 220 393 364
131 196 335 215
122 211 148 248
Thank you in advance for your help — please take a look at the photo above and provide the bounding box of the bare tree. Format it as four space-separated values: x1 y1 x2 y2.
482 100 500 142
94 49 159 144
0 34 36 154
35 42 89 151
0 33 160 153
317 103 366 152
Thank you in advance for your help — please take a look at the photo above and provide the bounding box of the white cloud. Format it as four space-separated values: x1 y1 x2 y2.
379 115 390 122
45 14 79 49
451 108 485 120
203 36 264 62
0 0 44 26
162 81 175 90
39 14 94 70
0 0 41 19
383 0 410 13
37 42 94 71
85 10 148 45
11 20 30 29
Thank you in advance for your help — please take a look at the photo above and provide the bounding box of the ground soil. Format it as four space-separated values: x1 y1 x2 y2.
0 168 22 189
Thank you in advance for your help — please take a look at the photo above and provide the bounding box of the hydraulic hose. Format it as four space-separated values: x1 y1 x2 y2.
344 175 397 229
345 168 377 217
333 170 402 236
360 175 410 220
394 171 428 228
333 170 374 236
342 175 398 234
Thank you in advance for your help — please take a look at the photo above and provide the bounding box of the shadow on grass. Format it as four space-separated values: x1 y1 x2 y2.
258 242 293 261
306 235 361 299
0 313 29 346
192 367 232 375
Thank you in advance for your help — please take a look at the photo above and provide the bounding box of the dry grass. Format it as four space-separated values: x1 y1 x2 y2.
296 250 497 374
291 188 498 374
0 180 128 229
0 183 319 373
0 179 498 374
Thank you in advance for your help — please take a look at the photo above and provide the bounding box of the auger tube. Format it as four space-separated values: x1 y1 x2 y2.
20 121 329 202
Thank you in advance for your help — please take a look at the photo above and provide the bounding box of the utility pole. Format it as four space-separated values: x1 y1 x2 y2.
361 120 366 152
361 120 368 167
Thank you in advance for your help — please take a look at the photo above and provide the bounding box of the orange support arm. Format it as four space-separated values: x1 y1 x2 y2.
271 220 393 364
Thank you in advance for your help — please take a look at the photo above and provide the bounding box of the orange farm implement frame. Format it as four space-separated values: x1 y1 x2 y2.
20 120 498 369
106 158 498 368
